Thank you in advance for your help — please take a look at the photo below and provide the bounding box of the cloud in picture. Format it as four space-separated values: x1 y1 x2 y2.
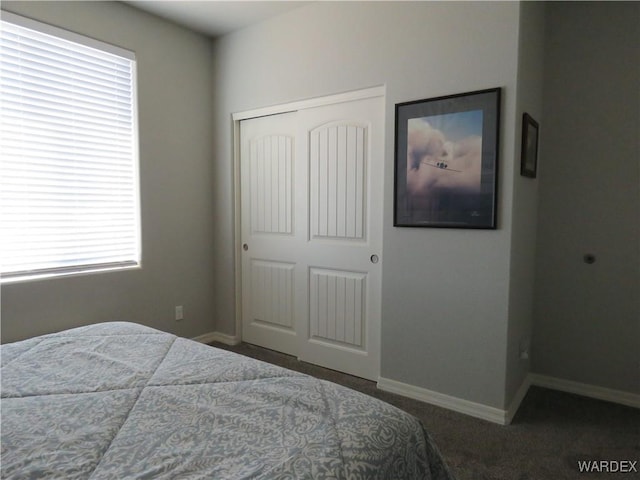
406 110 483 197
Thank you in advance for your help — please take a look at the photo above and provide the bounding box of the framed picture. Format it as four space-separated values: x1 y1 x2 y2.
394 88 501 229
520 113 539 178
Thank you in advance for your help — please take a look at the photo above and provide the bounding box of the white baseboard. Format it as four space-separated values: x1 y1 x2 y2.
505 375 532 424
530 374 640 409
377 373 639 426
191 331 241 346
377 376 513 425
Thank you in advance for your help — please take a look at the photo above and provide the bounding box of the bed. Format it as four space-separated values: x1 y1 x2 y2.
1 322 454 479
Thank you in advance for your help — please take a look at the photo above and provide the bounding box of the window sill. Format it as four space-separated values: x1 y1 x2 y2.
1 264 141 285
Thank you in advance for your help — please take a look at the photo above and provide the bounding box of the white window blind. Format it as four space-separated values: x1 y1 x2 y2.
0 12 140 281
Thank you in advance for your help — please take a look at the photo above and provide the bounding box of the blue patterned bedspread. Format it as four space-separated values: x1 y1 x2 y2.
1 322 454 479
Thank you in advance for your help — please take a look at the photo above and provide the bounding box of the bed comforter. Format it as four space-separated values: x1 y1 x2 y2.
1 322 454 479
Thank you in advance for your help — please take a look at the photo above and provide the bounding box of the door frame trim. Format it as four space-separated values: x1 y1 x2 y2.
231 85 386 343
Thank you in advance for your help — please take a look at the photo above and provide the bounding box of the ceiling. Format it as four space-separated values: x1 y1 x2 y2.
126 1 308 38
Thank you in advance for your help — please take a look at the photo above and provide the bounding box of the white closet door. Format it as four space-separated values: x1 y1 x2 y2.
240 94 384 380
240 112 302 357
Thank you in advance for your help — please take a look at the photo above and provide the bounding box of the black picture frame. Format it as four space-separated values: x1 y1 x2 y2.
394 87 501 229
520 113 539 178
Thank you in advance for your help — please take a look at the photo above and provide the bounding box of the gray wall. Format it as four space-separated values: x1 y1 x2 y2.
505 1 545 405
211 1 523 409
5 0 633 413
0 1 217 342
533 2 640 394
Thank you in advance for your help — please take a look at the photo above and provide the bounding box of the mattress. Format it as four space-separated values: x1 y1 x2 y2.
1 322 454 479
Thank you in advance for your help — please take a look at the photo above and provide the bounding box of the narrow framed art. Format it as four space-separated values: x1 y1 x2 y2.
520 112 539 178
393 88 501 229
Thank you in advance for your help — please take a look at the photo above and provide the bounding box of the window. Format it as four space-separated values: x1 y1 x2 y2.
0 12 140 282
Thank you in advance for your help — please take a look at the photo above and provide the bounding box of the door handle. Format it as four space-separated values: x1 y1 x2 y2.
370 254 379 264
243 243 249 251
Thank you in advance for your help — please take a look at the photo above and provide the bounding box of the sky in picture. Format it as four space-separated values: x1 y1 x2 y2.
406 109 483 196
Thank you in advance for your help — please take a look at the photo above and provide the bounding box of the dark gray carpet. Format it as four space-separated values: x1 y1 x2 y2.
211 341 639 480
